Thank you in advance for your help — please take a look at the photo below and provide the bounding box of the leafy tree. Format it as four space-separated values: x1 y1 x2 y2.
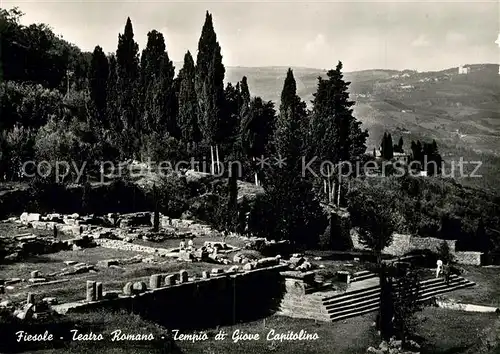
347 186 395 263
437 240 454 264
392 263 422 348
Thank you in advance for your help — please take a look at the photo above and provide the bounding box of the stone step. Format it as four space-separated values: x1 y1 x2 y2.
351 273 377 282
327 295 379 317
323 285 379 306
321 284 379 303
330 303 379 322
329 299 380 319
418 281 476 303
325 289 380 311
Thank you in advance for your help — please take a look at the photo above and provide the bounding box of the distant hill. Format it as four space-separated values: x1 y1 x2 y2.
211 63 500 191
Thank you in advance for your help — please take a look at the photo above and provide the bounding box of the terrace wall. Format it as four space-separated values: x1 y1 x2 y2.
351 230 457 257
58 264 287 329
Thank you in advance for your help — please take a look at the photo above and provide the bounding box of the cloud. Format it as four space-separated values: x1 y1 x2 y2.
411 34 430 47
305 34 329 53
446 32 467 44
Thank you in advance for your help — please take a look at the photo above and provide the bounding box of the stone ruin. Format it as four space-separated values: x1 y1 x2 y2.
48 256 285 314
0 291 59 323
0 229 97 262
10 211 223 244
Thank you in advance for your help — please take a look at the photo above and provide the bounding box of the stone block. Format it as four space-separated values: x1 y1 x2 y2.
164 275 176 286
179 270 188 283
26 292 35 304
86 281 97 302
201 271 210 279
123 282 134 295
132 281 147 293
227 266 239 273
30 270 40 278
103 291 120 299
16 303 35 320
97 259 119 268
243 262 255 271
96 282 103 300
149 274 162 289
20 213 41 223
211 268 224 275
42 297 58 305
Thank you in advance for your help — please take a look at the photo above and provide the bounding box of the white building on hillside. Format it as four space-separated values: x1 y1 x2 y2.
458 65 469 74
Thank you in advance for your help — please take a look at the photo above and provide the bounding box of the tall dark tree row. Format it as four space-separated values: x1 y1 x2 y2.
177 51 200 148
88 46 109 128
195 11 226 146
410 139 442 175
257 69 326 248
381 132 394 160
115 17 140 157
309 61 368 165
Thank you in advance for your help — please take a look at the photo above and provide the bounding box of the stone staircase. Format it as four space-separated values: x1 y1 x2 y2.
278 272 475 322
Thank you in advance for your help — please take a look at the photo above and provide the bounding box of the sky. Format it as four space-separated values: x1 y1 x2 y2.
4 0 500 72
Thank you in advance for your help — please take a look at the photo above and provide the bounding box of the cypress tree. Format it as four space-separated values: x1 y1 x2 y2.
309 61 368 165
177 51 200 145
240 76 250 108
223 82 242 145
140 30 177 137
260 69 326 249
381 133 388 159
241 97 276 159
195 11 226 145
106 54 120 132
88 46 109 127
386 133 394 159
116 17 140 157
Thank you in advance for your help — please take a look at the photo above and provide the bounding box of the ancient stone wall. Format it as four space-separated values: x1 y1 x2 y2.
351 230 457 257
55 264 287 329
454 251 483 265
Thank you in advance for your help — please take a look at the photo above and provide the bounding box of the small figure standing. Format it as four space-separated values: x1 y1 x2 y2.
436 259 443 278
179 238 186 250
187 238 194 251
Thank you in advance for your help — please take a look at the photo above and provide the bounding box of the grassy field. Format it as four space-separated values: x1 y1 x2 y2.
445 266 500 308
0 235 244 305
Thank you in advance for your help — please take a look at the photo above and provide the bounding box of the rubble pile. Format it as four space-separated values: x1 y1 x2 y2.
0 293 60 322
367 337 421 354
0 233 72 262
11 212 223 244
